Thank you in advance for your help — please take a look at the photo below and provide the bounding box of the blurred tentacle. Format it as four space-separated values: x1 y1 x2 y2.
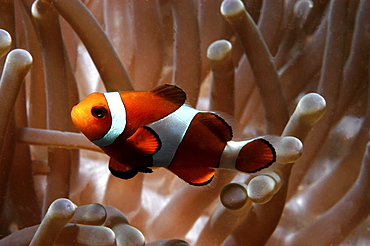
0 28 13 229
0 30 11 58
171 0 201 106
0 49 32 223
207 39 235 115
196 183 252 245
221 0 289 134
198 0 233 81
223 91 325 245
0 49 32 150
32 0 75 213
41 0 133 92
287 141 370 245
103 0 134 81
273 0 314 69
70 203 107 226
146 239 190 246
131 0 164 91
234 55 255 121
0 1 368 245
278 16 327 104
0 225 38 245
247 172 283 204
301 0 329 34
19 1 48 196
104 205 145 246
150 170 236 239
335 0 370 118
287 0 354 197
16 127 101 152
9 89 42 228
282 93 326 141
0 116 17 232
103 174 146 229
55 224 116 246
287 66 370 223
29 198 76 246
222 164 292 246
257 0 284 56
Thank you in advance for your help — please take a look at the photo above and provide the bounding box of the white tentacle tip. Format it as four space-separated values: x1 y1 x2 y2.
31 0 54 19
221 0 245 17
7 49 33 68
207 39 232 61
47 198 77 219
247 175 277 204
220 183 248 210
297 93 326 120
0 29 12 54
277 136 303 163
264 136 303 164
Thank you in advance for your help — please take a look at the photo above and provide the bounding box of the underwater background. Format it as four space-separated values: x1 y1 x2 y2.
0 0 369 245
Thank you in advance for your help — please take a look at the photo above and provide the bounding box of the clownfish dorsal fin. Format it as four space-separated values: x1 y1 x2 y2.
168 166 215 186
197 113 233 142
151 84 187 106
127 126 161 155
108 158 139 180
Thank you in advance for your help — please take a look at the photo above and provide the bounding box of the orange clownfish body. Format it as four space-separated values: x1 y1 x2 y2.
71 84 276 186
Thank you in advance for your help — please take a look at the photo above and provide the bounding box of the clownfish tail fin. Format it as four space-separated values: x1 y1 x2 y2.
151 84 187 106
235 138 276 173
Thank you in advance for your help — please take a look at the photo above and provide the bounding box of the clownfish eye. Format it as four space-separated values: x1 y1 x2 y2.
91 106 108 119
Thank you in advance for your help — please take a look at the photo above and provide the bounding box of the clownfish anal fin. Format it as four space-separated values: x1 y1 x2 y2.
168 166 215 186
198 113 233 141
128 126 161 155
137 166 154 174
151 84 187 106
236 138 276 173
108 158 138 180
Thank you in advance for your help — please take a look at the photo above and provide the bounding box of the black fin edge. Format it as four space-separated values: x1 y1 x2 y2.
213 113 233 139
137 166 154 173
109 167 138 180
142 126 162 154
109 166 153 180
248 138 277 173
150 84 187 105
186 175 214 186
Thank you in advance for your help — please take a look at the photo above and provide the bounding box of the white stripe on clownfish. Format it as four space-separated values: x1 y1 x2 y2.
148 104 199 168
93 92 126 147
219 140 253 170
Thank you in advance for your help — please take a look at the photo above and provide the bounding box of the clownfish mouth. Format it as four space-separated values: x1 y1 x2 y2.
71 105 95 137
71 105 83 130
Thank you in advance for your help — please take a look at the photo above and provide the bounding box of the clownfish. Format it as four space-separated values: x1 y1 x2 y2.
71 84 277 186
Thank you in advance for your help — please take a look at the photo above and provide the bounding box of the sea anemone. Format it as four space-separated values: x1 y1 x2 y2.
0 0 368 245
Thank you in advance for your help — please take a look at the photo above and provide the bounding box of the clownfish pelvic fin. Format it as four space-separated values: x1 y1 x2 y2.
219 138 276 173
109 158 153 180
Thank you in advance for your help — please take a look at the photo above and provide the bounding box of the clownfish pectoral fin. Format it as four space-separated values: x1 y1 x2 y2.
236 139 276 173
168 167 215 186
108 158 138 180
127 126 161 155
151 84 187 106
